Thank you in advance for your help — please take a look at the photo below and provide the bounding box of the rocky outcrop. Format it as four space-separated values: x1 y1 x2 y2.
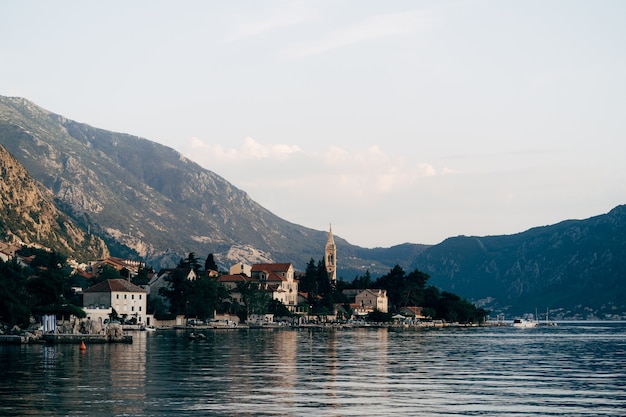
0 144 109 261
105 323 125 342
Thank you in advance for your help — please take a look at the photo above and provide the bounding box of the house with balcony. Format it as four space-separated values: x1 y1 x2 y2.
250 263 298 312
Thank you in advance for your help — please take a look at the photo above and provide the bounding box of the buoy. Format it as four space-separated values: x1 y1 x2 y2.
80 341 87 350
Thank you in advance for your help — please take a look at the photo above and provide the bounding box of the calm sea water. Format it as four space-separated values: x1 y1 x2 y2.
1 322 625 416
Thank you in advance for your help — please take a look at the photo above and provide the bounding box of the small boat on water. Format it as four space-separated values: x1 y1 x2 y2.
512 317 538 328
140 325 156 332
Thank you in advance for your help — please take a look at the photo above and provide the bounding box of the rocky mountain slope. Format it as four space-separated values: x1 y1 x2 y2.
0 95 405 274
0 144 109 260
1 94 624 318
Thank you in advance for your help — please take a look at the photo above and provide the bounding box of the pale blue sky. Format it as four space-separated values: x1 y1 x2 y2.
2 1 625 247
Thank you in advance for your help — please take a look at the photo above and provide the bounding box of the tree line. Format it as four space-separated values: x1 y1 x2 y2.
0 248 86 327
296 259 489 323
155 252 292 323
0 248 488 329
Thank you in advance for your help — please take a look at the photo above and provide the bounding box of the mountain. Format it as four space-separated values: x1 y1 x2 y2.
0 95 410 274
413 205 626 319
2 95 624 319
0 144 109 259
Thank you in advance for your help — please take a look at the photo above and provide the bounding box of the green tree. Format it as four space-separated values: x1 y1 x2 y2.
247 288 271 317
401 269 430 306
132 266 152 286
189 275 219 320
268 299 292 318
373 265 431 310
235 281 256 321
373 265 406 311
432 291 489 323
351 270 373 289
95 264 122 284
367 309 393 323
27 263 85 319
159 269 193 315
204 253 218 272
299 258 318 294
235 281 271 319
148 296 168 318
314 291 335 317
423 285 440 302
179 252 201 272
316 259 331 295
27 272 63 311
0 257 31 327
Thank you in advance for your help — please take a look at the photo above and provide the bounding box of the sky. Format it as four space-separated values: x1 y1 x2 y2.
2 1 625 248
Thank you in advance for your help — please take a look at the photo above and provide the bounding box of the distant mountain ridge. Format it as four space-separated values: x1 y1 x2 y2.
1 95 624 318
413 205 626 318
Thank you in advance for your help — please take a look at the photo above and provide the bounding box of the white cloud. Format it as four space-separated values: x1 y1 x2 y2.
441 166 461 175
284 9 440 59
188 136 302 161
222 2 314 43
184 137 439 203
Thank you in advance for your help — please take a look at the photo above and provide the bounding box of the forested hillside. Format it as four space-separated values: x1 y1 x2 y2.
413 205 626 318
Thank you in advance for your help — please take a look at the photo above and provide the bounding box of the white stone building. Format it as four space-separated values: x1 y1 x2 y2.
83 279 148 325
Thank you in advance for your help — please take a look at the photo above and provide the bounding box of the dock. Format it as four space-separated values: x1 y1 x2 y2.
0 335 27 344
43 334 133 344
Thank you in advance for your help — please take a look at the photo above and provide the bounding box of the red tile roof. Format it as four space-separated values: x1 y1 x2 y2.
262 271 285 282
218 274 256 283
251 263 292 272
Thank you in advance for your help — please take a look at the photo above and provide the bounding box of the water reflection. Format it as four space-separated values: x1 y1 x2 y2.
1 324 625 416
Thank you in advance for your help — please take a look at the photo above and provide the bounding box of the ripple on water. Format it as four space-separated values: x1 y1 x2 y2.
1 324 625 416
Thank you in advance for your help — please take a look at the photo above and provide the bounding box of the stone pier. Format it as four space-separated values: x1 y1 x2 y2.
42 334 132 344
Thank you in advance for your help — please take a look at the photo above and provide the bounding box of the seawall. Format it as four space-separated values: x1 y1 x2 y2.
43 334 133 344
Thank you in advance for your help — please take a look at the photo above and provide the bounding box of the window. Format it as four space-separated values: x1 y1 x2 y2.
132 306 134 312
139 306 142 311
116 294 119 299
139 295 142 300
124 294 127 299
132 294 134 300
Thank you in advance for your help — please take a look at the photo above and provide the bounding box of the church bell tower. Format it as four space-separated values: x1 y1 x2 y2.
325 224 337 285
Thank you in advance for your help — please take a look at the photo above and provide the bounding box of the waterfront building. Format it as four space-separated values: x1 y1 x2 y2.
251 263 298 312
355 289 388 313
343 288 389 315
220 263 300 313
83 279 148 325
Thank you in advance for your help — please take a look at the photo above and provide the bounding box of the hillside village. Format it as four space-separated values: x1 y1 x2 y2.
0 225 490 342
82 226 399 327
2 99 625 323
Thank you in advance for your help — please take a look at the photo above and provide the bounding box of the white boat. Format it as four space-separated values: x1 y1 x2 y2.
512 318 538 328
139 325 156 332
